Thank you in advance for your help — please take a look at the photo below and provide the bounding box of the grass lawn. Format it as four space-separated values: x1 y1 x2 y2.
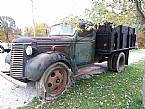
19 61 145 109
130 48 142 52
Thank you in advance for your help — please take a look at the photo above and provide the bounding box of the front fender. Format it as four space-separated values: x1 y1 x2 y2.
25 52 77 81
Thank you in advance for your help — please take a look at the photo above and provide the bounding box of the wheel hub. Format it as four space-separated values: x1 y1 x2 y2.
46 68 67 96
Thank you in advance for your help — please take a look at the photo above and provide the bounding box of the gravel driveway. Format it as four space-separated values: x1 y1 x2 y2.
0 49 145 109
0 53 36 109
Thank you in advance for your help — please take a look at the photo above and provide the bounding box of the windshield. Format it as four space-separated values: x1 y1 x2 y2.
49 24 75 36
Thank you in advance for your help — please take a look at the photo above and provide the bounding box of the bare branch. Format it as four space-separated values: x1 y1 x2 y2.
134 0 145 23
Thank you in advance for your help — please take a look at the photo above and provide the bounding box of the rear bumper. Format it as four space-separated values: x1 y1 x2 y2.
0 71 27 87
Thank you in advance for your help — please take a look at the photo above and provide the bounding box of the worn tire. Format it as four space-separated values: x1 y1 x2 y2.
107 54 114 71
0 46 4 53
5 49 11 53
36 62 73 101
112 52 125 72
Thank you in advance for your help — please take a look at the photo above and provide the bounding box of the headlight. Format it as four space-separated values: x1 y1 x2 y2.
25 46 33 55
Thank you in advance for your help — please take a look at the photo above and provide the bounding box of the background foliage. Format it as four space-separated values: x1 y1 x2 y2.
0 1 144 47
86 0 145 48
24 23 49 37
0 16 22 42
61 0 145 48
85 0 145 31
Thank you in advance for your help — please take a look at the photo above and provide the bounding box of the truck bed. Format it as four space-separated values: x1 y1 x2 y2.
96 24 136 54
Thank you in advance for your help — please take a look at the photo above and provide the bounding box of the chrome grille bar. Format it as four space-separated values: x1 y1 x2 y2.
10 44 24 78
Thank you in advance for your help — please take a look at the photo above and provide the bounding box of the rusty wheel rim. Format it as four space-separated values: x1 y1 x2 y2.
46 67 68 97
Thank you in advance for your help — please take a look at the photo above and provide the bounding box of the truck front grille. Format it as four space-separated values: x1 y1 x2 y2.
10 44 24 79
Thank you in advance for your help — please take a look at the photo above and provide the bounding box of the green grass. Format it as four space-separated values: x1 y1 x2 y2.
19 61 145 109
130 48 142 52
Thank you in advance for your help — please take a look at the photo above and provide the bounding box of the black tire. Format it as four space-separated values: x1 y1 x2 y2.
5 49 11 53
0 46 4 53
107 54 114 71
112 52 125 72
36 62 72 101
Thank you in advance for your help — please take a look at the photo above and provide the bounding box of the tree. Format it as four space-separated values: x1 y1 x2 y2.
85 0 145 31
24 27 33 36
60 15 81 29
85 0 145 48
134 0 145 31
35 23 48 36
24 23 48 36
112 0 145 31
85 1 109 24
0 16 16 42
14 27 22 36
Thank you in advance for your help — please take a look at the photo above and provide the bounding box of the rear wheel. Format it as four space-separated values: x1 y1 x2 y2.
36 62 72 100
112 52 125 72
107 54 114 71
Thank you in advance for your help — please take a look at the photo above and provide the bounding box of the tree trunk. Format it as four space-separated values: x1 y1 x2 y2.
134 0 145 31
135 0 145 20
5 32 9 43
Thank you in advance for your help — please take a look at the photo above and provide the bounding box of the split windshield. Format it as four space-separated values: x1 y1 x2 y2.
49 24 75 36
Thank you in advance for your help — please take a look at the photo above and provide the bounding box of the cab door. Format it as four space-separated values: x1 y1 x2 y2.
74 30 96 65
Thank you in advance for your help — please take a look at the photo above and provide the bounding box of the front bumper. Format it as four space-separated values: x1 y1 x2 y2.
0 71 27 87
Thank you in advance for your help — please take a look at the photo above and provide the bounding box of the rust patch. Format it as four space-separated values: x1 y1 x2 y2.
79 65 101 75
75 62 107 78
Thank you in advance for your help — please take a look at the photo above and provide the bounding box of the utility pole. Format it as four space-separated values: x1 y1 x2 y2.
30 0 36 37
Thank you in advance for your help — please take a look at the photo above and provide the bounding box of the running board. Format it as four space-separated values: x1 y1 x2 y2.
74 62 107 80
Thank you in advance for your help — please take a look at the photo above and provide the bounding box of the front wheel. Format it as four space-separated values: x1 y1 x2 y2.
36 62 72 100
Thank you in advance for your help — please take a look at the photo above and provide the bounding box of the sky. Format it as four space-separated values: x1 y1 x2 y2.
0 0 91 31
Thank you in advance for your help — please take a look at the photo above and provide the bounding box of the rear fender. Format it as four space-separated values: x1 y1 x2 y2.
25 52 77 81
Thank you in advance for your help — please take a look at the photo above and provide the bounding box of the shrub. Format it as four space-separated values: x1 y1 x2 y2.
136 32 145 48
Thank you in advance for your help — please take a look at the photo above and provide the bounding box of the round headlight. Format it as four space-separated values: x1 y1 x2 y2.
25 46 33 55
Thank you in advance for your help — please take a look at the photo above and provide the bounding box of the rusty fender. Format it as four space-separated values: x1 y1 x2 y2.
25 52 77 81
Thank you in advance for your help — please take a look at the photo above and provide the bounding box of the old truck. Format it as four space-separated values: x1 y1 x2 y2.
1 20 136 100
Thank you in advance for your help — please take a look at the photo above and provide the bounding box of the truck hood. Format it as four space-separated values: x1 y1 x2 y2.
33 35 73 42
12 36 74 44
